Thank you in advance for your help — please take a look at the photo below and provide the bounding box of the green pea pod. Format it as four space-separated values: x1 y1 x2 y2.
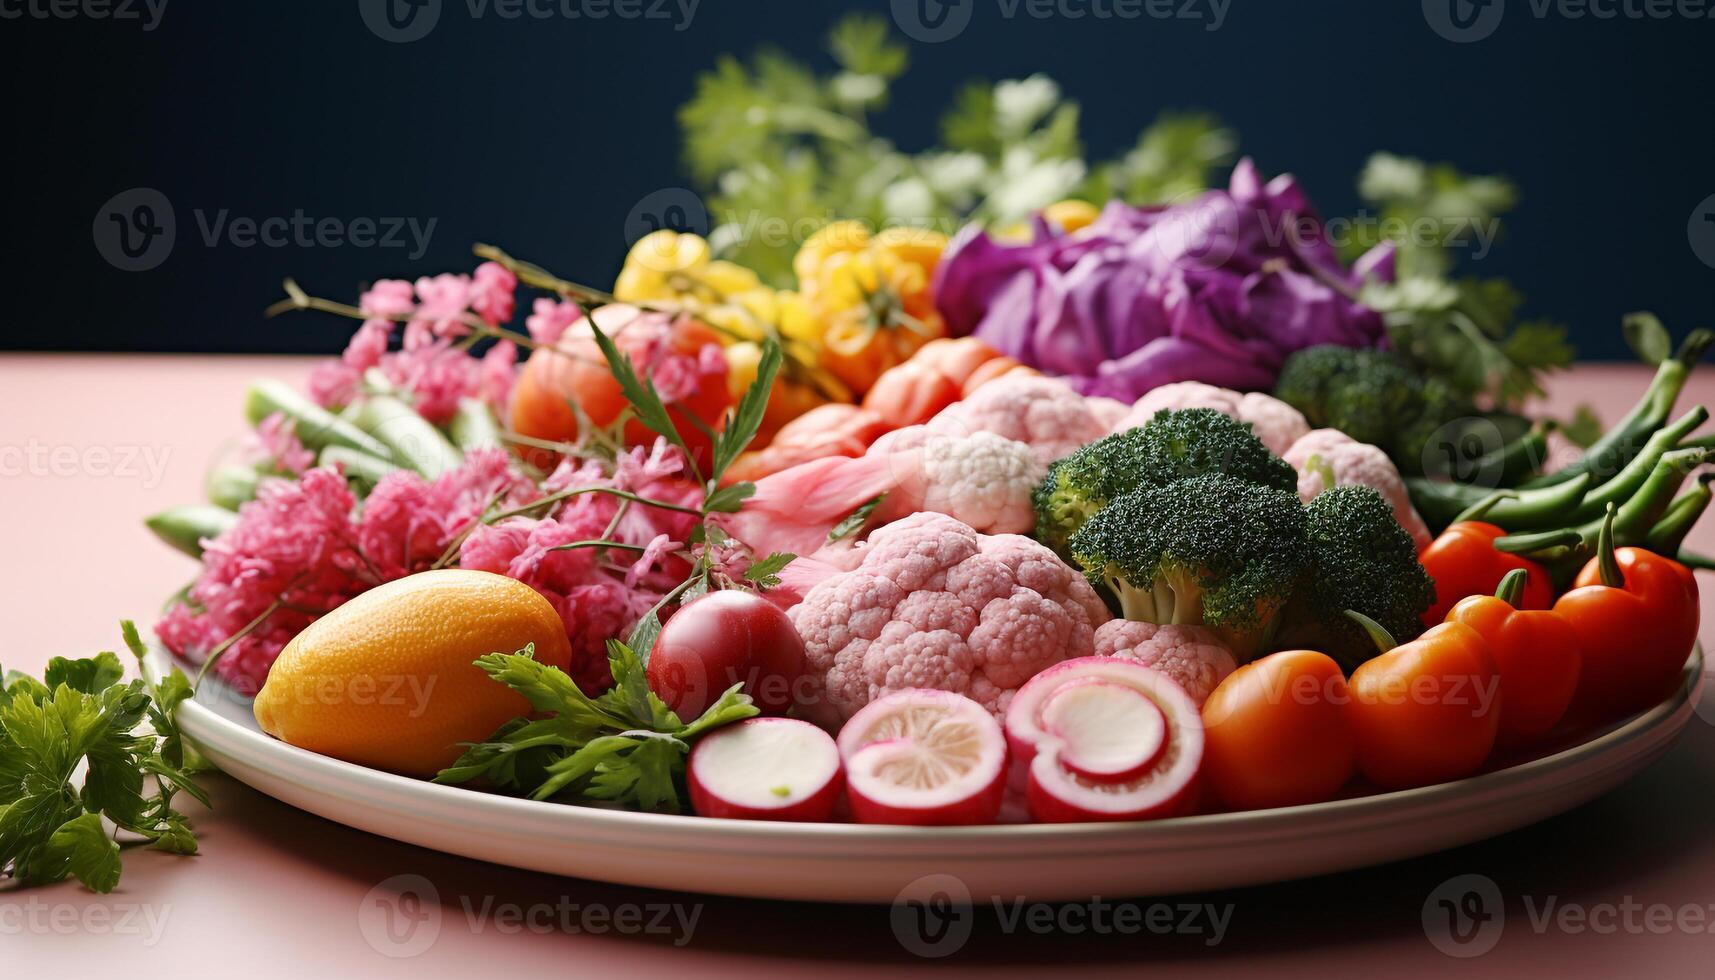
319 445 400 493
145 505 239 558
1513 405 1708 531
1407 469 1593 533
1519 328 1712 489
1494 447 1715 584
450 397 504 451
351 395 464 479
205 464 262 511
1646 473 1715 556
245 379 390 458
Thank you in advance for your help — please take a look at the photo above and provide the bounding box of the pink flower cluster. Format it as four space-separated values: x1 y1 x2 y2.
157 449 536 693
459 441 703 692
245 412 315 476
306 262 522 424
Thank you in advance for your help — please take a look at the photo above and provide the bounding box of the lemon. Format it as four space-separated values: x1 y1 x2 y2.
253 569 572 777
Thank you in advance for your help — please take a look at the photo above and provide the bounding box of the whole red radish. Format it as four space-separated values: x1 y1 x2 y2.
647 590 806 719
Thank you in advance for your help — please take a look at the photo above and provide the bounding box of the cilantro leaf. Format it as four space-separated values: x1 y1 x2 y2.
741 552 797 590
44 813 122 894
0 625 203 893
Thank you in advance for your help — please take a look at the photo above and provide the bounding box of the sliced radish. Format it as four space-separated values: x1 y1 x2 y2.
1039 678 1167 782
836 689 1007 826
688 718 843 822
1005 657 1204 823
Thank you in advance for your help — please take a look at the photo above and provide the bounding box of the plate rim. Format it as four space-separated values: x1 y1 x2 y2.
146 643 1706 847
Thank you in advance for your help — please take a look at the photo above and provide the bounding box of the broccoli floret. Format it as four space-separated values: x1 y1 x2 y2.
1273 345 1365 426
1068 473 1311 658
1033 408 1295 555
1276 346 1474 474
1277 485 1437 671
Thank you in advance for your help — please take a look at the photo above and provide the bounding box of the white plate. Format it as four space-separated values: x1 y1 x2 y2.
146 646 1704 904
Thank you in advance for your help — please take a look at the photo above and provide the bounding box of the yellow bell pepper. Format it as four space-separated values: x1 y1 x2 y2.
792 222 948 395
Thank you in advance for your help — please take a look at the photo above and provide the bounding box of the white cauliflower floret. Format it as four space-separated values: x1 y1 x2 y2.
871 426 1045 534
1114 382 1308 454
790 512 1111 726
1093 620 1238 707
1284 428 1433 550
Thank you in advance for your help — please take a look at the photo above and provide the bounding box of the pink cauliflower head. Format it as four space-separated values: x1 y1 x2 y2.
1092 620 1238 707
789 511 1111 727
1284 428 1433 550
1114 382 1308 455
928 374 1111 466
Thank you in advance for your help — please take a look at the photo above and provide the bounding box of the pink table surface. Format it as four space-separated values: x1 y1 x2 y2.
5 354 1715 977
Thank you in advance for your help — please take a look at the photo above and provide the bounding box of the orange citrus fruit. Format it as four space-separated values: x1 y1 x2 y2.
253 569 572 777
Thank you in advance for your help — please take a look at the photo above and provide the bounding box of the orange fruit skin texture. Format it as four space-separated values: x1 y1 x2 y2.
252 569 572 778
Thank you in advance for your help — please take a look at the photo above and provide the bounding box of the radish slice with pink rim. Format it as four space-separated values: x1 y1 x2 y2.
837 689 1007 826
1039 678 1167 782
688 717 843 822
1006 657 1205 823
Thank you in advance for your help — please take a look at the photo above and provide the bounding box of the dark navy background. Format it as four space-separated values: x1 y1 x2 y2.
3 0 1710 357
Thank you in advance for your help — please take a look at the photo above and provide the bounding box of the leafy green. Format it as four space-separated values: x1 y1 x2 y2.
741 552 797 590
434 641 759 814
0 622 203 893
828 495 885 544
679 13 1233 285
1347 152 1572 410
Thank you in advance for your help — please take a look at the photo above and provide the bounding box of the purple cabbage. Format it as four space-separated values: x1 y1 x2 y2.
932 158 1395 401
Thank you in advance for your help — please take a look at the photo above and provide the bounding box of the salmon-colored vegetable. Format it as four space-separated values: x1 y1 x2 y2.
1345 615 1499 790
1200 649 1356 810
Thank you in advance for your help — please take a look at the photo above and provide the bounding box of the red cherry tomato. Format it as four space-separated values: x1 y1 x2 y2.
646 590 807 718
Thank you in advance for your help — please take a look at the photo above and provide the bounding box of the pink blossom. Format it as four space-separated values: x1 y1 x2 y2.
342 319 392 371
412 273 473 340
526 297 582 346
480 339 517 413
359 279 415 319
248 412 315 476
382 341 480 425
306 360 362 409
626 533 682 588
469 261 517 326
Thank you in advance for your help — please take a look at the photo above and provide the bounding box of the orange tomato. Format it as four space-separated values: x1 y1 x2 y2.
1346 621 1499 790
723 404 891 485
960 356 1033 396
907 337 1003 389
509 304 731 471
1201 650 1356 811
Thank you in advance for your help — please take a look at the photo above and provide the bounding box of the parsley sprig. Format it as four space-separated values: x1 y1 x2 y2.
0 622 206 892
432 640 757 813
